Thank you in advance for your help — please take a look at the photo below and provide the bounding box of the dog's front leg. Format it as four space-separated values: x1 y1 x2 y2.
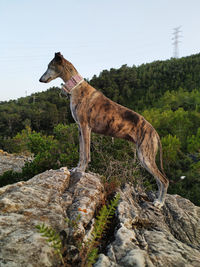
81 124 91 171
71 124 91 173
77 125 84 168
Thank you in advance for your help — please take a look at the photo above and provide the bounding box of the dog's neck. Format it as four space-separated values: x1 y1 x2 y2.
62 74 84 94
59 60 84 94
60 60 78 82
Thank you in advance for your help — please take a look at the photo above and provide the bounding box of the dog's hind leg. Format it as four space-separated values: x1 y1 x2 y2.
137 141 169 208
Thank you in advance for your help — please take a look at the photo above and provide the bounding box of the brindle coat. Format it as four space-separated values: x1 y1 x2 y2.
39 52 169 208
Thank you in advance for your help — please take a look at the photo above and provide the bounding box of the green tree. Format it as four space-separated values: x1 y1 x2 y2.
187 127 200 153
161 134 181 167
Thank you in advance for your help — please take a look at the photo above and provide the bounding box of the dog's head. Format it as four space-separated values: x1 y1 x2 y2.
39 52 66 83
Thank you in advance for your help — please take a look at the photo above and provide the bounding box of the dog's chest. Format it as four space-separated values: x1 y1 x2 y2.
70 99 78 122
70 94 83 123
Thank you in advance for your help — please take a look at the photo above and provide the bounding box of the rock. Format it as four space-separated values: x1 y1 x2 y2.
94 184 200 267
0 167 70 267
0 168 104 267
0 169 200 267
0 150 33 175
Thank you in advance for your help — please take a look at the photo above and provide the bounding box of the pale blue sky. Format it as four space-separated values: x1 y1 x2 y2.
1 0 200 101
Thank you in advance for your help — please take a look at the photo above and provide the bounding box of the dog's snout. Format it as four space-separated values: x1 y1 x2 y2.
39 75 46 83
39 70 52 83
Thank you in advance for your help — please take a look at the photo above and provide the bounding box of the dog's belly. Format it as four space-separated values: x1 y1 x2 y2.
91 120 136 143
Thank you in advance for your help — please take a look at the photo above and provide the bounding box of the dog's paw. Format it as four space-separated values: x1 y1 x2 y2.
153 199 164 209
70 167 85 173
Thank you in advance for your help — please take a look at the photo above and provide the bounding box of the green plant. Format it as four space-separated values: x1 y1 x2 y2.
187 127 200 153
65 213 81 229
161 134 181 165
82 193 120 267
90 134 138 185
36 223 64 264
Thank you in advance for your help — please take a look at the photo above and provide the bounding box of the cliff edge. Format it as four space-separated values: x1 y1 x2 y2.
0 168 200 267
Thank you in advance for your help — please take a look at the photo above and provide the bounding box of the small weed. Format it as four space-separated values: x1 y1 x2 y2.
81 193 120 267
65 213 81 229
36 223 64 264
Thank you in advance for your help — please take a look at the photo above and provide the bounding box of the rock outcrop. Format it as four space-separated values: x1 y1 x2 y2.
0 168 200 267
95 185 200 267
0 150 32 175
0 168 104 267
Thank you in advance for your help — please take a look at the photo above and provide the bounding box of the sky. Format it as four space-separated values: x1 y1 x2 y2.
0 0 200 101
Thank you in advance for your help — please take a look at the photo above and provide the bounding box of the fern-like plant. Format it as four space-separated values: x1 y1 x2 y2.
83 193 120 267
65 213 81 229
36 223 64 264
36 193 120 267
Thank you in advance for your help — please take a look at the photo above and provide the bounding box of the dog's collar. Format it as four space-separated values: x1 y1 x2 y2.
62 74 84 94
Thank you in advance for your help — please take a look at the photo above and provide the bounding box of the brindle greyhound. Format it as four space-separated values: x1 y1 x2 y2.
39 52 169 208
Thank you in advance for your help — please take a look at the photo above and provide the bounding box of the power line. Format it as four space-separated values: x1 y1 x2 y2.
172 26 182 58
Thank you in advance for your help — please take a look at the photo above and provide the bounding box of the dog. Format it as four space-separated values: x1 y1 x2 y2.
39 52 169 208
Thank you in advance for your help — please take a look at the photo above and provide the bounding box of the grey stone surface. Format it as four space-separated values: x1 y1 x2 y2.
0 168 105 267
0 167 70 267
95 184 200 267
0 150 33 175
0 169 200 267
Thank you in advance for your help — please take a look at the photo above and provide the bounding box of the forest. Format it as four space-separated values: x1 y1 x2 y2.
0 53 200 205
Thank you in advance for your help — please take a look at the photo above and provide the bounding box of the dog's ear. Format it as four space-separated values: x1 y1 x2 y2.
54 52 63 64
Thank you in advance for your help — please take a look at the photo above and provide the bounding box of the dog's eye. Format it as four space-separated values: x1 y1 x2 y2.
50 65 56 71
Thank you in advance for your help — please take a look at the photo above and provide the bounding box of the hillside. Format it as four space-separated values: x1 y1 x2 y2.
0 53 200 206
90 53 200 110
1 53 200 139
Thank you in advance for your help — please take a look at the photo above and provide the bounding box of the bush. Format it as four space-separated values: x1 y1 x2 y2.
187 127 200 153
161 134 181 166
0 124 79 187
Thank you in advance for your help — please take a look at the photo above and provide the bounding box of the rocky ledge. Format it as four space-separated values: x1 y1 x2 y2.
0 150 33 175
0 168 200 267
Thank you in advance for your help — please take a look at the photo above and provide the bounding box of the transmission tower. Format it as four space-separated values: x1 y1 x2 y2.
172 26 182 58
